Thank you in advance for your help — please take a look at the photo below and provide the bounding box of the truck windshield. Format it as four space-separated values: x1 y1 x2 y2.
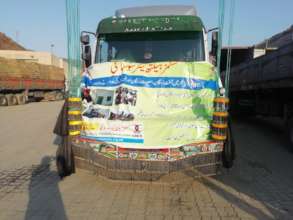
96 31 205 63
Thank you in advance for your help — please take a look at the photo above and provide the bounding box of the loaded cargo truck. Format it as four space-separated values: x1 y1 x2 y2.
56 5 235 179
227 41 293 148
0 57 64 106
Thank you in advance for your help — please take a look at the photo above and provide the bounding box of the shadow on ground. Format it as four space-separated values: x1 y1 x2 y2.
24 156 67 220
208 116 293 219
234 116 292 152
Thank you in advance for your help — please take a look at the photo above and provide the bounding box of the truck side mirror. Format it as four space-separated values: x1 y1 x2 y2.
81 34 92 67
80 35 90 45
82 45 92 67
211 31 218 65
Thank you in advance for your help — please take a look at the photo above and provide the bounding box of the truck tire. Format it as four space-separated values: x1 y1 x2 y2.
44 92 58 101
16 94 26 105
43 92 51 101
222 122 236 168
6 94 18 106
56 155 67 178
288 119 293 151
56 136 75 178
0 95 8 106
55 92 64 101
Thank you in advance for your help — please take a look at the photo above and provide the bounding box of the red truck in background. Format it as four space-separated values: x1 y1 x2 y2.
0 57 65 106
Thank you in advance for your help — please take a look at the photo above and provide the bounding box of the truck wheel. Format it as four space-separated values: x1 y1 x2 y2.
16 94 26 105
44 92 58 101
6 94 18 106
55 92 64 101
288 119 293 151
34 97 43 102
222 123 236 168
43 92 50 101
0 95 8 106
56 155 67 178
56 135 75 178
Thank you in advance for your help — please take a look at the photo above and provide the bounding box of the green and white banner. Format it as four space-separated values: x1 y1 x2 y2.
81 61 218 149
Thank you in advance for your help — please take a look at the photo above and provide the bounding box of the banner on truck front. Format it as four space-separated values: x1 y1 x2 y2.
80 61 218 149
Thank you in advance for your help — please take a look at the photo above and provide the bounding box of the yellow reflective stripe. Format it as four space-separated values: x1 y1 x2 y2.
68 97 81 102
68 110 81 115
69 130 80 136
213 111 228 117
69 121 82 125
212 134 227 140
214 97 229 103
212 123 228 128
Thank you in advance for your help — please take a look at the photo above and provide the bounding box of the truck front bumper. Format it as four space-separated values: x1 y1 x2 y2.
72 140 223 181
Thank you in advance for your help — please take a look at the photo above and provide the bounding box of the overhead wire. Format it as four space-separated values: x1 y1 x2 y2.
224 0 236 96
216 0 226 92
216 0 236 98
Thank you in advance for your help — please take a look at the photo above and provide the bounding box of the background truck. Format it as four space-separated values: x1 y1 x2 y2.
0 57 64 106
222 26 293 147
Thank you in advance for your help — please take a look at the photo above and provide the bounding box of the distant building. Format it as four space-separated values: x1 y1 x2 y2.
255 25 293 49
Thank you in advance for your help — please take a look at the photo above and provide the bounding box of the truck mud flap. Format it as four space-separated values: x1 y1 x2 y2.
222 120 236 168
53 100 75 178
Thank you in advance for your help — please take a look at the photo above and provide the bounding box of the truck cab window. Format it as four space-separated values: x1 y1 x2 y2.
96 31 205 63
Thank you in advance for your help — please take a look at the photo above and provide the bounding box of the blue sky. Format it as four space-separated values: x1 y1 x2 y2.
1 0 292 58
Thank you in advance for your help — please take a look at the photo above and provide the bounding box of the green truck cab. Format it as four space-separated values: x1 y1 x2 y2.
82 6 211 66
70 5 234 179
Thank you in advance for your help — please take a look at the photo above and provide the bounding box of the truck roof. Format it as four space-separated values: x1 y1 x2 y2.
97 16 203 34
115 5 197 17
97 5 203 35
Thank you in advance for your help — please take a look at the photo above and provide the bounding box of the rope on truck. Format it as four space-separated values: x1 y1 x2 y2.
212 0 236 141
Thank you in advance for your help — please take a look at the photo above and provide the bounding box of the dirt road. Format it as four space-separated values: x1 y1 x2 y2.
0 102 292 219
0 101 62 170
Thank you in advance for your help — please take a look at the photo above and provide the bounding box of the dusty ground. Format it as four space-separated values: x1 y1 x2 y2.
0 101 293 220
